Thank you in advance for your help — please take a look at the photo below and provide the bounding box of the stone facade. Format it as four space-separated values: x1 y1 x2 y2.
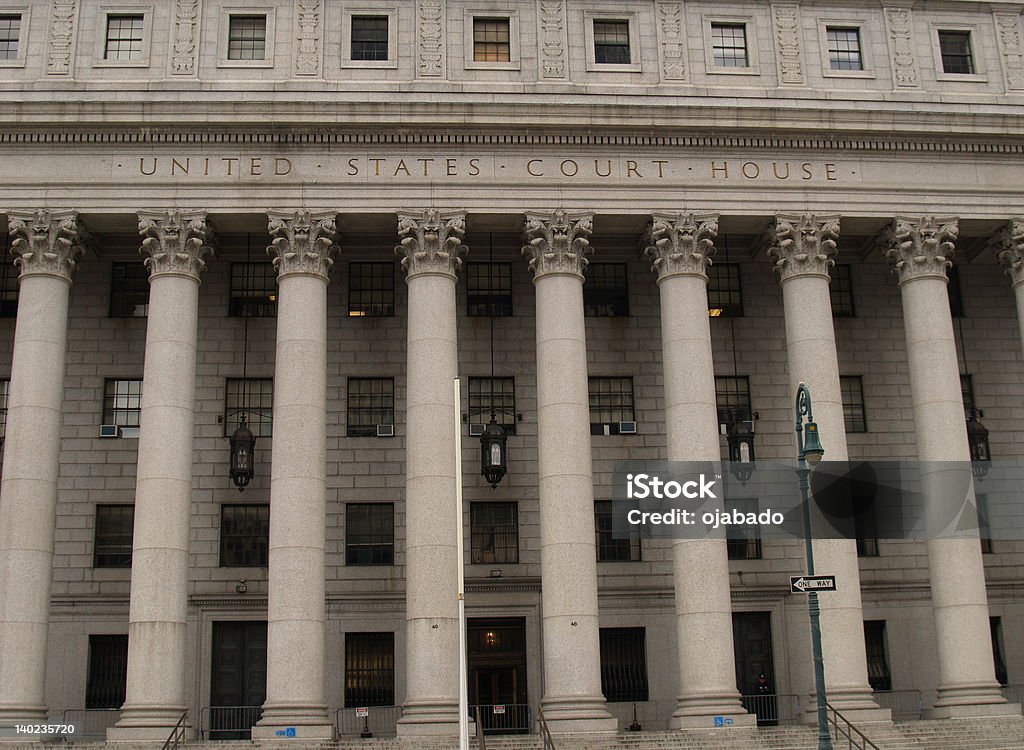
0 0 1023 740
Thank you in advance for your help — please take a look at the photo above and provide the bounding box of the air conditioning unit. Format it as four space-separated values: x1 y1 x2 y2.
619 421 638 435
469 423 486 436
376 424 395 437
99 424 120 438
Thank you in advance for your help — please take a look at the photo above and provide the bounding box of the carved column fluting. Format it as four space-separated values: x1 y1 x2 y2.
0 211 85 727
523 210 616 734
396 210 467 735
884 217 1015 718
644 214 754 728
994 220 1024 354
768 215 887 720
251 211 337 739
109 211 212 740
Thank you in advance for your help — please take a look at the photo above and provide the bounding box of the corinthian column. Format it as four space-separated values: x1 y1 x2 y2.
767 215 886 721
993 219 1024 353
110 211 212 740
884 217 1016 718
523 210 616 734
395 209 466 736
0 211 85 728
253 211 337 739
644 214 754 729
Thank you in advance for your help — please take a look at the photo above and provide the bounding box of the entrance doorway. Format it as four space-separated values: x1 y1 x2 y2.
210 621 267 739
468 618 528 734
733 612 778 725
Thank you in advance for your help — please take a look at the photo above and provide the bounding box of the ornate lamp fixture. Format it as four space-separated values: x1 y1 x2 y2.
727 412 756 484
229 233 258 491
966 408 991 478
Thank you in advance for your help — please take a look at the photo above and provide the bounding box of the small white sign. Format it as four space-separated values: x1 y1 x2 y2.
355 707 369 718
493 705 506 715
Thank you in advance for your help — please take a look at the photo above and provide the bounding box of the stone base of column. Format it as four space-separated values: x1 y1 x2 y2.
396 701 459 736
107 705 191 742
669 693 756 729
251 703 333 740
925 684 1021 719
540 695 618 734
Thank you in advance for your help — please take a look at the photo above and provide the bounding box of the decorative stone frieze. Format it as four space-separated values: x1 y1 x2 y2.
171 0 200 75
993 219 1024 287
538 1 567 78
884 216 958 285
994 12 1024 91
138 210 214 280
8 209 86 282
644 212 718 281
396 209 467 280
46 1 78 75
418 0 444 77
768 214 840 282
656 2 687 81
772 4 804 84
523 210 593 280
295 0 322 76
267 210 338 280
885 7 919 88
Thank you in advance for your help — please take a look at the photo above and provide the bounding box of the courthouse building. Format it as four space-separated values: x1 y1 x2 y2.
1 0 1024 742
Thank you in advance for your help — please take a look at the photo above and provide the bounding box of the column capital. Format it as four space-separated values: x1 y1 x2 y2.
767 213 840 283
643 212 718 282
138 210 215 281
992 219 1024 288
267 210 338 281
395 209 467 280
7 209 88 282
883 216 958 285
522 209 593 280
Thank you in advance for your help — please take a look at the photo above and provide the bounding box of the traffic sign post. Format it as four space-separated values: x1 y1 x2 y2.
790 575 837 594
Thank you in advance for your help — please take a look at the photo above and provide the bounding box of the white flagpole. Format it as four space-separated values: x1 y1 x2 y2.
454 377 469 750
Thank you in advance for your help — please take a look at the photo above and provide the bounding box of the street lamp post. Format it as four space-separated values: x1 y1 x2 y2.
795 383 832 750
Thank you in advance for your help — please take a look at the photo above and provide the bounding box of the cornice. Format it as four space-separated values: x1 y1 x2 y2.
0 129 1022 155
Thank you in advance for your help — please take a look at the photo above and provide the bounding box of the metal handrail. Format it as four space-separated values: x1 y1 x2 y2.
161 710 187 750
738 692 803 725
827 703 880 750
475 706 486 750
199 705 263 739
873 689 923 720
334 705 402 738
536 705 555 750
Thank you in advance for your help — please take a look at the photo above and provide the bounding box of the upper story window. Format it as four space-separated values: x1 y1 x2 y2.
584 263 629 317
707 263 742 316
349 262 395 317
840 376 867 433
228 15 267 60
220 503 270 567
230 262 276 317
346 377 394 437
595 500 640 562
711 23 749 67
826 27 863 71
94 504 134 568
351 15 388 61
594 20 630 65
110 262 149 317
470 502 519 564
473 18 510 62
726 498 762 560
589 376 635 436
0 14 21 60
467 262 512 316
831 264 855 316
715 375 752 427
939 30 974 75
468 377 516 435
346 503 395 565
104 15 144 61
225 378 273 438
103 379 143 434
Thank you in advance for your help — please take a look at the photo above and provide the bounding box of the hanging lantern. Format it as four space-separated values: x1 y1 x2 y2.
727 416 756 484
480 416 508 489
229 415 256 491
966 409 991 478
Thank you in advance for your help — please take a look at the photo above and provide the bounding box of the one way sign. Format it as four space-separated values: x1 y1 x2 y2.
790 575 837 593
